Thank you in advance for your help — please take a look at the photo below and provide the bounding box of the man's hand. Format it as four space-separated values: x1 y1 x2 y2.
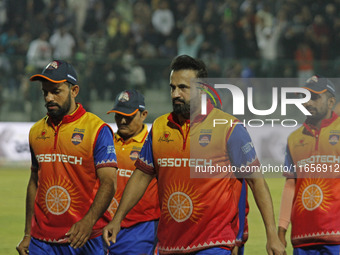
278 226 287 248
16 235 30 255
102 218 121 247
231 245 239 255
266 234 286 255
66 218 93 249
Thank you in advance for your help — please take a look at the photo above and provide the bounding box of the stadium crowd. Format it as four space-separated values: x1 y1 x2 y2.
1 0 340 120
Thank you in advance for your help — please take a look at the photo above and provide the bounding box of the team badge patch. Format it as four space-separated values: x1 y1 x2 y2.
306 75 319 83
71 133 84 145
118 91 130 102
129 150 140 161
46 60 59 70
199 134 211 147
329 134 339 145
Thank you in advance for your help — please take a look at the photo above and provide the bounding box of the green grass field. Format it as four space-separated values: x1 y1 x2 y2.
0 168 293 255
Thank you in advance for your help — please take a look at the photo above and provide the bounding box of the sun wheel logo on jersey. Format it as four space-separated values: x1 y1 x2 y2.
163 182 204 223
39 177 82 216
296 179 331 213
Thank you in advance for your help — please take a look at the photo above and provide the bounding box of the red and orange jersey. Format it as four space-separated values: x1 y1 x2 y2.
136 106 258 254
285 112 340 247
29 104 117 243
108 124 160 227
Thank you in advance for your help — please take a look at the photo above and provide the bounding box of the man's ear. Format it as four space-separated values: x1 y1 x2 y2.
71 85 79 98
141 110 148 121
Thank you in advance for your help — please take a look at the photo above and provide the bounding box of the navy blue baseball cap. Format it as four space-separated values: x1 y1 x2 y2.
30 60 78 85
107 89 145 116
303 75 336 96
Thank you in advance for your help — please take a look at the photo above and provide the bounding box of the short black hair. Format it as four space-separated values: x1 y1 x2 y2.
170 55 208 78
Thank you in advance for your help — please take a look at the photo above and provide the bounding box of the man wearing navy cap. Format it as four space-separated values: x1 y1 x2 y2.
278 75 340 254
105 89 160 255
16 60 118 255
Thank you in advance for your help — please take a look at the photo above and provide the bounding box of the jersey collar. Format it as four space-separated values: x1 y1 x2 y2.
115 124 148 143
303 111 338 134
192 99 214 124
46 103 86 125
167 99 214 126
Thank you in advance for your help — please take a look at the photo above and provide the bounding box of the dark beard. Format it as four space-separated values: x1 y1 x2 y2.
305 107 328 124
46 94 72 121
173 99 190 119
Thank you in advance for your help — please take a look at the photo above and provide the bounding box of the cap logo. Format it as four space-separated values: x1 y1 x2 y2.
67 74 76 82
306 75 318 83
46 61 59 70
327 85 335 93
118 91 130 102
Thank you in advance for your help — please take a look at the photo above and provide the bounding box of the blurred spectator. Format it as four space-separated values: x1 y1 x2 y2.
0 26 19 55
83 0 105 34
234 4 258 59
325 3 337 28
26 31 52 70
256 4 274 30
172 0 190 37
122 50 146 92
331 17 340 60
86 26 108 58
295 42 314 85
114 0 133 24
0 46 10 92
159 38 176 58
49 26 76 60
106 11 130 39
220 21 236 59
309 15 331 61
177 23 204 58
256 20 281 76
131 0 151 44
0 0 7 28
151 0 175 38
67 0 90 36
106 11 130 59
137 40 157 59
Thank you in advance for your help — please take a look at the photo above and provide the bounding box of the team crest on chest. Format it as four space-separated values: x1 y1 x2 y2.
329 134 339 145
129 150 140 160
199 134 211 147
71 133 84 145
199 129 212 147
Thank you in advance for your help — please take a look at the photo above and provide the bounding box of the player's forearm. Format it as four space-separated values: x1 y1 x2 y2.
83 167 117 226
113 169 153 223
246 176 277 237
24 172 38 235
278 178 295 230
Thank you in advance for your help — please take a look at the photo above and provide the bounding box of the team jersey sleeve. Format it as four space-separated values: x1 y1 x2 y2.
227 124 260 176
283 145 296 178
94 125 117 169
135 127 156 175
